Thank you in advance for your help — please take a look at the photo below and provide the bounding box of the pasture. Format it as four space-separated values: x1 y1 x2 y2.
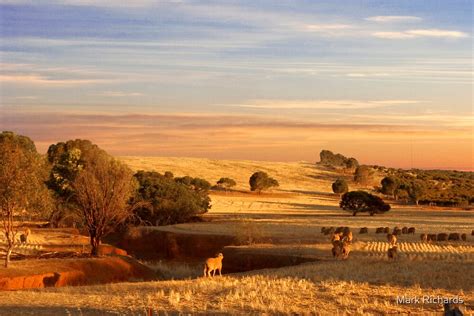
1 157 472 315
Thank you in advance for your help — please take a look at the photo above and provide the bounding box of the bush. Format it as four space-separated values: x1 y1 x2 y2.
216 177 237 190
332 179 348 195
249 171 279 192
340 191 391 216
354 165 375 184
133 171 211 226
381 176 398 197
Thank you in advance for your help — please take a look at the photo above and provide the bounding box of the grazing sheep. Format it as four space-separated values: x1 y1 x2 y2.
461 233 467 241
19 228 31 244
375 227 384 234
341 241 351 259
203 253 224 277
387 233 397 246
359 227 369 234
320 227 326 234
407 227 416 234
383 227 390 234
428 234 437 242
393 228 402 236
437 233 448 241
402 227 408 234
387 245 398 260
448 233 460 241
325 227 335 235
420 233 428 243
335 227 345 234
331 233 341 243
342 231 353 243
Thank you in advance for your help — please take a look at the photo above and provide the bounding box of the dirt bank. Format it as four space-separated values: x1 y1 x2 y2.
0 256 155 290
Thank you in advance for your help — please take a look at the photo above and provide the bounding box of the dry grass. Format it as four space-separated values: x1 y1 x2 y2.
1 157 472 314
1 257 472 315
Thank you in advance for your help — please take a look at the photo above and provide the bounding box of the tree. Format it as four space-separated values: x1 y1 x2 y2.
46 139 107 227
344 157 359 170
0 132 47 267
249 171 279 193
408 180 427 205
133 171 211 225
216 177 237 191
332 179 348 195
381 176 399 198
339 191 391 216
71 150 140 256
354 165 374 185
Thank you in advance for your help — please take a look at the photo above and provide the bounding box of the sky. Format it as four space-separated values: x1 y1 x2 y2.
0 0 472 170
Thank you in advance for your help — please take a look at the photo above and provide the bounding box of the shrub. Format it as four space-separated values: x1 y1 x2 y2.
340 191 391 216
354 165 375 184
133 171 211 226
249 171 279 192
216 177 237 190
332 179 348 195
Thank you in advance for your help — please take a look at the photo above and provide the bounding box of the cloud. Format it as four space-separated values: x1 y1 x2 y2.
373 29 469 39
99 91 144 97
365 16 422 23
305 24 353 31
225 99 423 110
0 74 116 86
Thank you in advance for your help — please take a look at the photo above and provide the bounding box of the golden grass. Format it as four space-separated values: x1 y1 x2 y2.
1 257 472 315
1 157 472 314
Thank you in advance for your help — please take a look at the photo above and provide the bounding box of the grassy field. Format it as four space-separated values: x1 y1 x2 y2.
1 156 473 315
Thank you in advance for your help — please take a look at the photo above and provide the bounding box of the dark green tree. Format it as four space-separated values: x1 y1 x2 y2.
332 179 349 195
216 177 237 190
133 171 211 225
381 176 399 198
249 171 279 193
340 191 391 216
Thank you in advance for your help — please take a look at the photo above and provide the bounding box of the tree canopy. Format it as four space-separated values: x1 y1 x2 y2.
332 179 349 195
249 171 279 192
339 191 391 216
133 171 211 225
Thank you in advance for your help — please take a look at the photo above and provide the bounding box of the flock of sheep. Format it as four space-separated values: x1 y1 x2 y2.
322 226 471 261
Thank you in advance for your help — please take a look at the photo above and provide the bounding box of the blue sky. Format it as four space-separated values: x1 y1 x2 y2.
0 0 472 169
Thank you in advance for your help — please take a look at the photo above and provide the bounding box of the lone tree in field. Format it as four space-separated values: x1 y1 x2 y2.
0 132 48 267
249 171 279 193
339 191 391 216
70 148 140 256
332 179 349 196
216 177 237 191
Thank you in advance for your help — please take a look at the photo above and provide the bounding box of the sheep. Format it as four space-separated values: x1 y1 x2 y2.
402 227 408 234
407 227 416 234
437 233 448 241
375 227 384 234
383 227 390 234
359 227 369 234
428 234 437 242
448 233 460 241
387 245 398 260
420 233 428 243
203 253 224 277
387 233 397 246
461 233 467 241
393 228 402 236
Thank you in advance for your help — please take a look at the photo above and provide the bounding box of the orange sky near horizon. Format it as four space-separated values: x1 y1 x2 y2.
3 109 471 171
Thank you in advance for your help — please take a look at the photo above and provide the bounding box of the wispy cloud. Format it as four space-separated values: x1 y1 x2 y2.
225 99 423 110
99 91 144 97
373 29 469 39
0 74 114 86
365 16 422 23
